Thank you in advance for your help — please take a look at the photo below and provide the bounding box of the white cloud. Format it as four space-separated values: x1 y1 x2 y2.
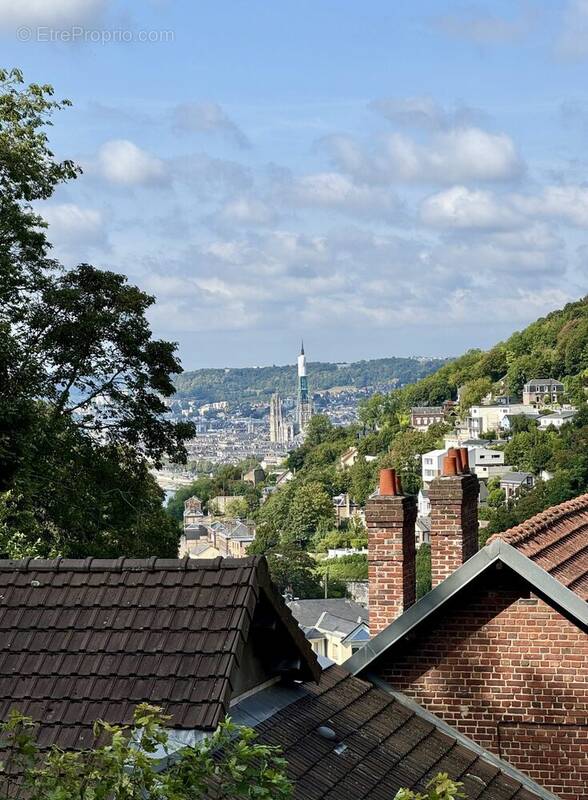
98 139 167 186
385 127 523 183
42 202 106 246
287 172 400 219
421 186 523 230
512 185 588 227
172 102 250 148
323 127 523 185
217 196 276 225
0 0 109 27
556 0 588 60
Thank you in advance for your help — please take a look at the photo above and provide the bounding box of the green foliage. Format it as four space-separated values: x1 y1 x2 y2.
174 358 446 405
0 69 194 557
416 544 431 599
458 377 493 413
0 704 292 799
282 481 335 547
395 772 465 800
348 455 378 505
315 553 368 583
264 543 323 599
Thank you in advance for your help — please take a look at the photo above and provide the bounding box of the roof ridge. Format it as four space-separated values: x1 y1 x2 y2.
488 492 588 547
0 555 263 572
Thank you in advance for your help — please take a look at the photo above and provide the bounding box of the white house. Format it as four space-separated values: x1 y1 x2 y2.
421 449 447 486
500 471 535 501
469 446 505 478
537 409 576 430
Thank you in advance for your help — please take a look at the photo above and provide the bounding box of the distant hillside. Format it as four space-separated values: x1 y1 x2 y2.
174 357 447 404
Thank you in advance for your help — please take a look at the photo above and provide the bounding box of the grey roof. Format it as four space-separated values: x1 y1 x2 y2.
345 538 588 676
241 665 557 800
288 598 368 629
316 611 367 637
500 471 534 483
524 378 563 387
416 515 432 532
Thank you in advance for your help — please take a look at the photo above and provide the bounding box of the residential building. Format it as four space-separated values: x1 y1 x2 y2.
410 399 456 432
537 409 576 429
183 495 203 528
500 410 541 433
243 465 266 486
421 448 447 486
0 555 560 800
500 471 535 500
415 514 431 547
349 465 588 799
417 488 431 517
208 494 245 515
332 492 361 526
523 378 565 406
288 598 369 664
0 556 319 752
465 403 529 436
468 446 505 478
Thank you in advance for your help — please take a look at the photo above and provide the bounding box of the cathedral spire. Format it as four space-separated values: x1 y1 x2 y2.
300 339 304 356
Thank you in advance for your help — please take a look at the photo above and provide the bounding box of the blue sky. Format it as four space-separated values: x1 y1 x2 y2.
1 1 588 369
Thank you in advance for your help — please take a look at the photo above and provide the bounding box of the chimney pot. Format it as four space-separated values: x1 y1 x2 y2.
442 454 458 476
459 447 470 472
379 468 397 496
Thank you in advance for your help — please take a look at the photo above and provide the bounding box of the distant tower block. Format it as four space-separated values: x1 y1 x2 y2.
269 393 284 443
296 340 313 432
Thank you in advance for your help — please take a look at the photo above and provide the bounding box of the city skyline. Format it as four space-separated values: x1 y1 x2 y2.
1 1 588 368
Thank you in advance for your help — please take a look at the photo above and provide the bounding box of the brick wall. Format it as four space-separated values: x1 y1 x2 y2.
374 568 588 800
428 472 479 587
367 494 417 635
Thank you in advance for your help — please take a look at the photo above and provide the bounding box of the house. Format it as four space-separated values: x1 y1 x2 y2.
288 598 369 664
251 664 553 800
417 488 431 517
500 471 535 501
274 469 294 488
205 519 256 558
242 465 266 486
465 403 529 436
537 409 576 430
0 556 319 751
415 514 431 547
346 465 588 799
468 446 505 478
0 555 558 800
208 494 245 515
500 410 540 433
332 492 361 526
338 446 377 470
522 378 565 406
421 448 446 486
183 496 204 528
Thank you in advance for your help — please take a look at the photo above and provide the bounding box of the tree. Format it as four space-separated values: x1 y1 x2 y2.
265 543 322 598
416 544 431 599
349 455 377 506
283 481 335 546
0 69 194 557
395 772 465 800
0 704 292 800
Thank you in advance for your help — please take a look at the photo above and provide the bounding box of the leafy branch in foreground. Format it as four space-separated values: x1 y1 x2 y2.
395 773 466 800
0 704 292 800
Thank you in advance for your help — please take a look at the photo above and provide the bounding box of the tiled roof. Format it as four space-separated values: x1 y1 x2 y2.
489 493 588 600
255 665 548 800
0 555 319 750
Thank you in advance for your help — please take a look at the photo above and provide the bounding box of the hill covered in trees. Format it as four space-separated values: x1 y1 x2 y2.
173 356 447 404
225 297 588 598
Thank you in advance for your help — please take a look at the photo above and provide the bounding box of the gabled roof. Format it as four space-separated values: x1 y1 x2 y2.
345 538 588 676
248 665 555 800
0 556 319 749
488 492 588 600
288 598 368 629
500 471 533 483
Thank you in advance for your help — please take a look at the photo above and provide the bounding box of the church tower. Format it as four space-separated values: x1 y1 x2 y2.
296 340 313 432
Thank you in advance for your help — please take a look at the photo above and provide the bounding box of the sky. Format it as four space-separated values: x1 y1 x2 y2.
1 0 588 369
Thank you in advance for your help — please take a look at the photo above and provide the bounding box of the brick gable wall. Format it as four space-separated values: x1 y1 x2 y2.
373 568 588 800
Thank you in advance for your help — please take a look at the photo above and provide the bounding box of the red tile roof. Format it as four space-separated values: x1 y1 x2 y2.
489 493 588 601
0 556 319 750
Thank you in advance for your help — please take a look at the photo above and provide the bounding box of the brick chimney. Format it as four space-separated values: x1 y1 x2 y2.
367 468 417 635
428 448 479 587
